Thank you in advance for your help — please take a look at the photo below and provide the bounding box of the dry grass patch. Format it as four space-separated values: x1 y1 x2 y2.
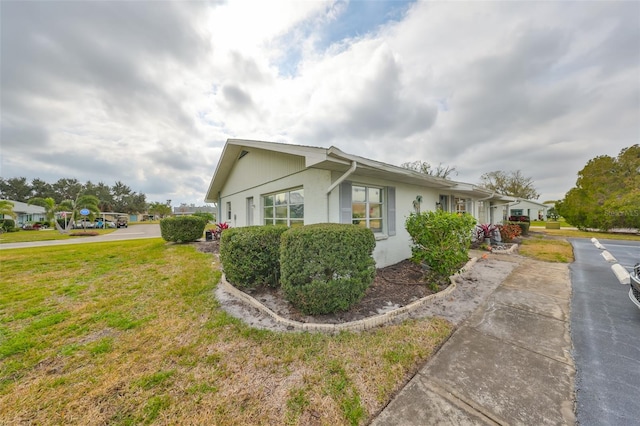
519 235 574 263
1 240 451 425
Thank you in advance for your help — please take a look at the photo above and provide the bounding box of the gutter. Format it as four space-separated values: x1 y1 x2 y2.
477 191 495 203
326 160 357 223
327 161 357 194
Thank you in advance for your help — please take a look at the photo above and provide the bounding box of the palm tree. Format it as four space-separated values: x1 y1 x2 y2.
58 194 101 232
0 200 17 219
28 197 57 226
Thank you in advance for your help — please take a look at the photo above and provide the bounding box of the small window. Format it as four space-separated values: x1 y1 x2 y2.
511 209 523 216
352 185 383 232
226 202 231 220
263 188 304 226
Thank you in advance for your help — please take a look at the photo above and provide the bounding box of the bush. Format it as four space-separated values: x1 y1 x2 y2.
497 223 522 242
0 219 16 232
405 210 476 279
160 216 207 243
280 224 376 315
219 225 289 289
508 221 530 236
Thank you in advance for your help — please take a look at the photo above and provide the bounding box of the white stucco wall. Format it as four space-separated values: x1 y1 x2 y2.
219 166 333 228
216 152 488 268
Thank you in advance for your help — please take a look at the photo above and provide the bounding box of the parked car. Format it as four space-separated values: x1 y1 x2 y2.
72 219 94 229
630 263 640 309
94 219 116 229
116 217 128 228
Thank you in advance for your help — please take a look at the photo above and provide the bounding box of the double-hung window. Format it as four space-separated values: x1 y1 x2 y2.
263 188 304 226
352 185 383 233
340 181 395 236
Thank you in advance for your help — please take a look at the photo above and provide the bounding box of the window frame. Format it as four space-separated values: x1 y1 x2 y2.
351 184 384 233
262 187 304 227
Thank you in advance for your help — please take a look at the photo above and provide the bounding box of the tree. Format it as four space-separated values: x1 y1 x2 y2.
31 178 56 200
148 201 172 218
400 160 458 179
83 181 114 211
557 145 639 230
0 177 33 201
479 170 540 200
0 200 17 219
28 197 57 225
52 178 83 203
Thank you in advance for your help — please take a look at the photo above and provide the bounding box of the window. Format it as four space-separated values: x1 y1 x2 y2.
438 195 449 211
263 188 304 226
226 202 231 220
351 185 383 233
511 209 523 216
340 182 395 236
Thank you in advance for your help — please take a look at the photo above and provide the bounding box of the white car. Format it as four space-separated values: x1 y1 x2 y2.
72 219 94 229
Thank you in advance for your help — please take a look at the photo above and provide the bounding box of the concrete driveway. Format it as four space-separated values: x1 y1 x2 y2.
0 224 162 250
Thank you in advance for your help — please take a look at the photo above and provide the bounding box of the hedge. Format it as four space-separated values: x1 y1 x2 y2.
219 225 289 289
160 216 207 243
280 223 376 315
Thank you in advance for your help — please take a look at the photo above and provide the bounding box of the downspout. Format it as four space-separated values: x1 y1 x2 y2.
476 192 495 223
327 161 357 194
326 161 357 222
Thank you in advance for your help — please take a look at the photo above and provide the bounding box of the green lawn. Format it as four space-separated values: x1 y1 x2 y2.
530 220 572 227
0 240 451 425
0 228 116 244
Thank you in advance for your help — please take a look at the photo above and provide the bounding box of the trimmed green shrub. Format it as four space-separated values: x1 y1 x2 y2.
508 221 530 236
219 225 289 289
405 210 476 279
0 219 16 232
280 224 376 315
160 216 207 243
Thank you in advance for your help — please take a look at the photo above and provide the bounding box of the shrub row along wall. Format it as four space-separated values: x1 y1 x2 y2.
220 224 376 315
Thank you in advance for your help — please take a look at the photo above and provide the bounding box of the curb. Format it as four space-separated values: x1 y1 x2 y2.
611 264 630 285
489 243 518 255
218 257 479 333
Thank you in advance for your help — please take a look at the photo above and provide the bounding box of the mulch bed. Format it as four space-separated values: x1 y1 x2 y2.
194 240 449 324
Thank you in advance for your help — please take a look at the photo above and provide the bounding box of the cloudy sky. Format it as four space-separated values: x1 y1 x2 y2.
2 0 638 207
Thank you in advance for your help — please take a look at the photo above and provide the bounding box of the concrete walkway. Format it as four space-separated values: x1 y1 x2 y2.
372 257 575 425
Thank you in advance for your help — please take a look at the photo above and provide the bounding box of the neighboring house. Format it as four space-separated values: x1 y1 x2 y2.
1 200 46 226
205 139 508 268
173 204 216 217
494 198 549 221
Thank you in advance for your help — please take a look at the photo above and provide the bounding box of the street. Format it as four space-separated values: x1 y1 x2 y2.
0 224 162 250
570 238 640 425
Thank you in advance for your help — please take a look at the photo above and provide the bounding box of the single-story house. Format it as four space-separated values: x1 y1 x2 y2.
205 139 510 268
493 198 549 221
1 200 47 226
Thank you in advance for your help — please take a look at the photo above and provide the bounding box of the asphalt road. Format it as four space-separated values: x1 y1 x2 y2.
570 238 640 425
0 224 162 250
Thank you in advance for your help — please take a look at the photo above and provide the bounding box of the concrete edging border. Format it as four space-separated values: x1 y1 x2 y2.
489 243 519 255
218 257 479 333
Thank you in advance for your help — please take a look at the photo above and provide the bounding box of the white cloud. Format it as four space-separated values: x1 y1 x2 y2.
1 0 638 206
